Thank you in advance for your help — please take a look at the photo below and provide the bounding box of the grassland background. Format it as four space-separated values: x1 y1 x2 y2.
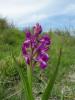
0 18 75 100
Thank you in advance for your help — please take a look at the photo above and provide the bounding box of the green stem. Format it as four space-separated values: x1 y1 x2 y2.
27 65 32 92
27 64 34 100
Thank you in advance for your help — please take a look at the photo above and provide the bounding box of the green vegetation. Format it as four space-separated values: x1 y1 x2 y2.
0 18 75 100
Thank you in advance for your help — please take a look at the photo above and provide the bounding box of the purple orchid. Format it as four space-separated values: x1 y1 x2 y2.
22 23 51 69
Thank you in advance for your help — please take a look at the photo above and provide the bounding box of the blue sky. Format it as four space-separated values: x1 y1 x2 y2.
0 0 75 30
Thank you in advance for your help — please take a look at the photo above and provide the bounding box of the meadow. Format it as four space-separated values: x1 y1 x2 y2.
0 19 75 100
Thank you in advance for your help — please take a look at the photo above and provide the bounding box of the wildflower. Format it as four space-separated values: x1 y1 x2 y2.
22 23 51 69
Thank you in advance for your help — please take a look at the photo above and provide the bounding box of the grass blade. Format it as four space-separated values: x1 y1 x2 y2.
60 89 64 100
13 55 31 100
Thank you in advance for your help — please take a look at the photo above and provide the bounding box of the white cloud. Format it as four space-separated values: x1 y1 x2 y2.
0 0 75 27
0 0 50 18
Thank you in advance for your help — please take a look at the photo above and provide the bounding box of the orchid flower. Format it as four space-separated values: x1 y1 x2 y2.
22 23 51 69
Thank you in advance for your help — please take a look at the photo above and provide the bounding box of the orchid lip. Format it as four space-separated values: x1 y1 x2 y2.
40 59 47 69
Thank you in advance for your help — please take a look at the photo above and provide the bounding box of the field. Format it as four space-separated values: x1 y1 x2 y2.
0 21 75 100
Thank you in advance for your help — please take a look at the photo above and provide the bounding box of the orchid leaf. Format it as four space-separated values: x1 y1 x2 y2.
42 47 62 100
13 55 33 100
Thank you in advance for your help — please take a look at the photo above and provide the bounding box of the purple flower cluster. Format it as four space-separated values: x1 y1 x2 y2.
22 23 51 69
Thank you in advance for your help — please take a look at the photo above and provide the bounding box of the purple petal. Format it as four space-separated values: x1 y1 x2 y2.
42 47 49 51
31 35 37 48
35 52 48 69
36 52 49 62
22 44 30 64
23 39 30 48
35 57 47 69
22 45 27 55
33 23 42 35
25 29 31 39
40 52 49 62
40 59 47 69
40 34 51 45
24 55 30 64
35 42 49 53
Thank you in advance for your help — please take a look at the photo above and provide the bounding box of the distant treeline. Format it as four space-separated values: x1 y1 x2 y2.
0 17 15 31
0 17 75 36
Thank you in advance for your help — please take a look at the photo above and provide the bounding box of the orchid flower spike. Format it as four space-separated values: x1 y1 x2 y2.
22 23 51 69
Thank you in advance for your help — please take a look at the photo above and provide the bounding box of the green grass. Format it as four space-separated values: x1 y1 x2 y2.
0 28 75 100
